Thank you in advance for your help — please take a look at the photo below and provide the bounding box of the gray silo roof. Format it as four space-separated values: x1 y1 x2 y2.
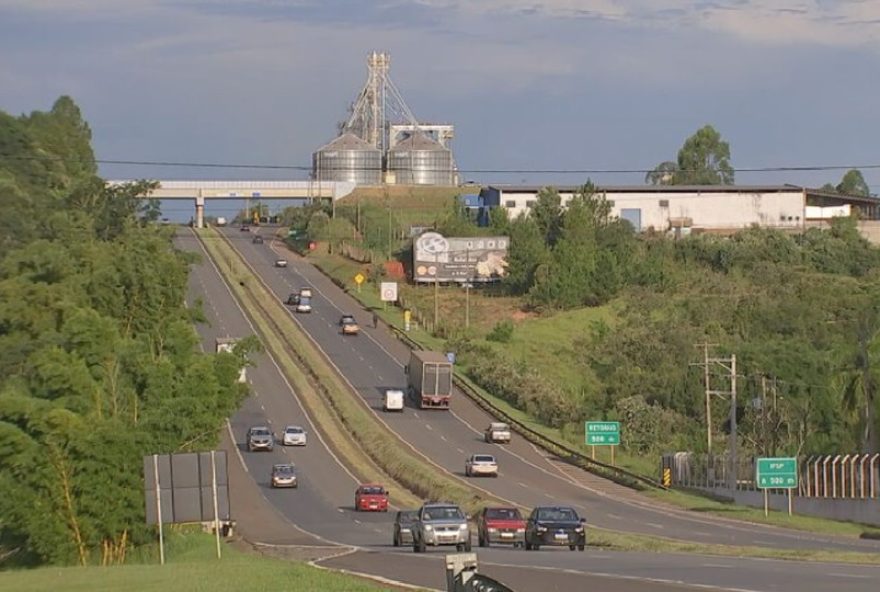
316 132 378 152
390 131 445 152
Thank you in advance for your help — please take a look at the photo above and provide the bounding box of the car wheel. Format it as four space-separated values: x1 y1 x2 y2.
478 534 486 548
524 541 532 551
393 534 399 547
416 538 426 553
464 540 472 552
533 544 540 551
578 545 585 552
569 545 576 551
456 543 464 552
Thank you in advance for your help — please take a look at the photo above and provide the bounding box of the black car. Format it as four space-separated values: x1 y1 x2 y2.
240 225 250 232
285 293 300 306
252 235 264 244
392 510 418 547
524 506 586 551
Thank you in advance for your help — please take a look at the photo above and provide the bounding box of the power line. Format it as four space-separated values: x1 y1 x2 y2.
2 153 880 176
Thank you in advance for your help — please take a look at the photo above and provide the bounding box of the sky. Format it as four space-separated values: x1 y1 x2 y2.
2 0 879 214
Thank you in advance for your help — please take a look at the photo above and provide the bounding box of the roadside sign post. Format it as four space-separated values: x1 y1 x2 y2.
585 421 621 466
380 282 398 312
756 457 797 517
354 272 365 293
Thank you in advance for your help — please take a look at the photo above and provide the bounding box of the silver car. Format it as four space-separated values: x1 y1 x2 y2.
412 503 472 553
282 425 307 446
465 454 498 477
247 426 274 452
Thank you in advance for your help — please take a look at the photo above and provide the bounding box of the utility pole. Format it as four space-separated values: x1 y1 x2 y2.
692 343 718 454
692 344 737 491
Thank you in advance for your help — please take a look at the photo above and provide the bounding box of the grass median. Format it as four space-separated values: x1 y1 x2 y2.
199 229 501 514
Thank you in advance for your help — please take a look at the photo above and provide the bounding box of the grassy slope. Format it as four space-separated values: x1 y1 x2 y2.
0 535 393 592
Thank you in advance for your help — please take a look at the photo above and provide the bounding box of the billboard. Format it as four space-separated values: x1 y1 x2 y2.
413 232 509 283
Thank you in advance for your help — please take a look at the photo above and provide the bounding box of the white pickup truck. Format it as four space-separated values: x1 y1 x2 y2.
484 422 511 444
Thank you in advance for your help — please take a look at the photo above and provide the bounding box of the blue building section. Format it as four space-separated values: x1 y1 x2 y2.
458 193 490 226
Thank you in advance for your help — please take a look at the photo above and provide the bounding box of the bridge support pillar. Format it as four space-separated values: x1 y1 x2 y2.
195 195 205 228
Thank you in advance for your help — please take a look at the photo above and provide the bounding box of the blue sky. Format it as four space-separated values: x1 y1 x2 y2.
1 0 879 195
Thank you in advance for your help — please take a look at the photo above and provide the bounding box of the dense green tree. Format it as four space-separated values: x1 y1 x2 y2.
657 125 735 185
502 215 549 296
836 168 870 197
530 187 565 246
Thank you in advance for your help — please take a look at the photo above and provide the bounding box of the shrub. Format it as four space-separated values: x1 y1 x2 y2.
486 320 514 343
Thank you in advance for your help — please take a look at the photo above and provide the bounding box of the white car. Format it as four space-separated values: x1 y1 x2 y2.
465 454 498 477
299 287 313 299
485 422 511 444
274 259 288 268
383 389 405 412
282 425 307 446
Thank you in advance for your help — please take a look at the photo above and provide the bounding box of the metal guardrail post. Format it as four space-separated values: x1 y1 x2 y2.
831 455 841 498
871 454 879 499
859 454 868 499
840 455 850 499
822 456 831 498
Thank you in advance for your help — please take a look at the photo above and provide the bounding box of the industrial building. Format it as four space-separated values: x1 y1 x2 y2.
312 52 456 186
478 184 880 234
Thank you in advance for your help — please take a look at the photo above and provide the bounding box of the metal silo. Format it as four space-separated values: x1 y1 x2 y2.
386 132 454 185
312 133 382 185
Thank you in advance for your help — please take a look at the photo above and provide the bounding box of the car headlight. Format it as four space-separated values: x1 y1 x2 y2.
575 526 584 532
487 528 497 533
516 528 525 533
424 525 433 531
536 526 547 533
459 524 469 530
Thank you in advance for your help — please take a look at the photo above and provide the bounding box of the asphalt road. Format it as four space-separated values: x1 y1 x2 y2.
176 229 880 592
214 227 880 554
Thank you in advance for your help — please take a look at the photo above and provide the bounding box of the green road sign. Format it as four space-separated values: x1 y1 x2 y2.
585 421 620 446
756 457 798 489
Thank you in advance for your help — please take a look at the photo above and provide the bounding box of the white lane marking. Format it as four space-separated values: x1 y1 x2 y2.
353 519 361 525
456 448 465 454
337 508 345 513
607 514 622 520
413 412 420 419
702 563 733 568
425 424 433 431
440 435 447 442
373 528 383 534
518 482 527 488
829 574 871 579
646 522 664 529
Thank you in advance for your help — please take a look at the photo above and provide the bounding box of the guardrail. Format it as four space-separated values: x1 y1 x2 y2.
389 325 660 491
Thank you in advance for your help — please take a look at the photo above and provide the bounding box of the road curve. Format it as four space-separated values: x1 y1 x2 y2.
177 230 880 592
217 226 880 554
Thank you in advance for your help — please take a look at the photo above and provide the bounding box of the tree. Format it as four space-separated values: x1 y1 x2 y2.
673 125 735 185
645 161 677 186
530 187 564 246
503 215 549 295
836 169 870 197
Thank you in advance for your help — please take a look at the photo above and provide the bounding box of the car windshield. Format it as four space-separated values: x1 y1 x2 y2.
398 511 418 524
360 486 385 495
299 297 311 305
285 427 303 434
252 428 270 436
490 423 509 430
473 455 495 463
423 507 464 521
486 508 521 520
274 465 294 475
536 508 578 522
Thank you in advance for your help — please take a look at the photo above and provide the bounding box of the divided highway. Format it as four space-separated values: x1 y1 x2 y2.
177 229 880 592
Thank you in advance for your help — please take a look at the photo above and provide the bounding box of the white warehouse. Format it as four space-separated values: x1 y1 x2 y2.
479 185 880 234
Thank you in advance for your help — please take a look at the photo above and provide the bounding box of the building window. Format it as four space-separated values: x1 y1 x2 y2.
526 200 536 208
659 199 669 207
504 200 516 208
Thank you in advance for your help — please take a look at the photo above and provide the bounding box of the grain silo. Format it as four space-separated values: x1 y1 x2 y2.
387 132 454 185
312 133 382 185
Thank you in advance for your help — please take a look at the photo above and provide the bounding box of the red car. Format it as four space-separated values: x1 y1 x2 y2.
355 484 389 512
477 506 526 547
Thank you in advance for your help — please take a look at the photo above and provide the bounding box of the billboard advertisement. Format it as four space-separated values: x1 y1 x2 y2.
413 232 509 283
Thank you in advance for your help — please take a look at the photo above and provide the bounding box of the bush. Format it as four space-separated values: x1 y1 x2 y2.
486 320 514 343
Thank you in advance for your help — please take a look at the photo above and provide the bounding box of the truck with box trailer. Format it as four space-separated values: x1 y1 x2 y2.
405 350 453 409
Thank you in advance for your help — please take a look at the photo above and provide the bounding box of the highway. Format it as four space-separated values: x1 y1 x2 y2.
177 229 880 592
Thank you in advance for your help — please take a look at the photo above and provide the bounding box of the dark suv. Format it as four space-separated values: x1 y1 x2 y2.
524 506 586 551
